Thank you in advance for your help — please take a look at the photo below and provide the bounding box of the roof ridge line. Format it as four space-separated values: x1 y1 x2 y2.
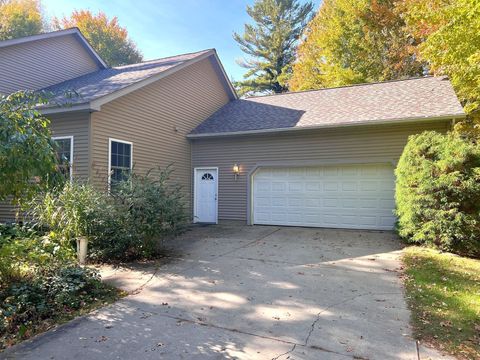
114 49 215 69
245 75 443 100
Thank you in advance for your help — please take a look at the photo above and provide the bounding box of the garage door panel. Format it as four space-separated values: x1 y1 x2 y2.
253 164 395 230
272 182 286 191
342 182 357 191
380 199 395 209
288 182 303 191
324 182 339 191
305 182 322 191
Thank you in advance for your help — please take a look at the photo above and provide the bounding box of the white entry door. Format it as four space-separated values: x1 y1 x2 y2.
252 164 396 230
194 168 218 223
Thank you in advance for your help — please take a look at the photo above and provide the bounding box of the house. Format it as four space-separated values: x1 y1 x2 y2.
188 77 465 230
0 29 466 231
0 28 236 221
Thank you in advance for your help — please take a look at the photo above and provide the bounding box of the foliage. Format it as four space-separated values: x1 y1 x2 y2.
26 166 188 262
290 0 480 139
403 247 480 358
233 0 314 96
0 223 119 349
52 10 143 66
289 0 425 91
27 181 108 241
395 131 480 257
0 224 74 286
0 265 117 349
402 0 480 136
0 91 63 207
90 166 188 261
0 0 44 41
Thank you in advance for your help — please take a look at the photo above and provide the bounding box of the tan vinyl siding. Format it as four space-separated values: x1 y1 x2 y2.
0 111 90 222
191 121 451 221
90 57 231 202
0 199 17 223
49 112 91 180
0 34 99 94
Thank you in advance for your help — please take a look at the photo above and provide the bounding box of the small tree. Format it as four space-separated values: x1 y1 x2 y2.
395 131 480 257
0 91 61 207
53 10 143 66
233 0 314 96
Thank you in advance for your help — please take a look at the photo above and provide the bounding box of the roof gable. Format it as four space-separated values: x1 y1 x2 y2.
189 77 465 137
0 28 107 69
41 49 237 113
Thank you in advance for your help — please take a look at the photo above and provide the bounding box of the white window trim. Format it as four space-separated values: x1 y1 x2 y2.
108 138 133 191
52 135 74 182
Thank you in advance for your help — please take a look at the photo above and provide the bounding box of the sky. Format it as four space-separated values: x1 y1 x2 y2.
41 0 321 81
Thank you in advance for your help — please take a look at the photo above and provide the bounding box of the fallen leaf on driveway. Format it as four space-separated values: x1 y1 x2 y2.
95 336 108 342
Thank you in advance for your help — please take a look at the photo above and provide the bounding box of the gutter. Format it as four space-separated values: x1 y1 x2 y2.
39 103 100 115
187 113 466 139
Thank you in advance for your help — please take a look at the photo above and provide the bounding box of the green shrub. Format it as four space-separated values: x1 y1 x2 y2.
0 265 110 344
90 166 188 261
395 131 480 257
0 224 113 346
27 181 108 242
0 225 75 286
26 166 188 262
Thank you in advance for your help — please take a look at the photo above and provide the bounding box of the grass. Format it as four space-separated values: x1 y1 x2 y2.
403 246 480 359
0 284 125 351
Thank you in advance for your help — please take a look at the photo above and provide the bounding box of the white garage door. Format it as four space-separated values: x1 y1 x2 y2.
252 164 396 230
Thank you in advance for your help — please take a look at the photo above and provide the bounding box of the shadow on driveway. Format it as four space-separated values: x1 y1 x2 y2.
2 224 452 360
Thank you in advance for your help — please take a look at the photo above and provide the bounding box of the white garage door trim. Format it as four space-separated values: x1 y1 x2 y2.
250 163 396 230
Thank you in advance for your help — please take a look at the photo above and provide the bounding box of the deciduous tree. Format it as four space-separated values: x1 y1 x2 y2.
234 0 314 96
0 0 44 41
403 0 480 137
0 91 60 205
53 10 143 66
290 0 425 91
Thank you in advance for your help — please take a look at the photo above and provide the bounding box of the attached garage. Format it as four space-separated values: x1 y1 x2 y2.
189 77 465 230
252 164 395 230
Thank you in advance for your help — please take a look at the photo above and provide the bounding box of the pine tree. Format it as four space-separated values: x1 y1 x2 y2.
234 0 314 96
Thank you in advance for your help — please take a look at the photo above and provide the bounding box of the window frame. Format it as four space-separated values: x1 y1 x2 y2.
52 135 74 182
108 138 133 191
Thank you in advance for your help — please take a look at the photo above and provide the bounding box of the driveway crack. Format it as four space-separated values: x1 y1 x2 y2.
270 291 403 359
129 265 160 295
155 227 283 276
305 291 403 345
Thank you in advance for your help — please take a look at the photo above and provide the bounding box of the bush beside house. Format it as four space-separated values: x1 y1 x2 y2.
0 224 120 349
395 131 480 257
29 167 188 262
1 167 188 348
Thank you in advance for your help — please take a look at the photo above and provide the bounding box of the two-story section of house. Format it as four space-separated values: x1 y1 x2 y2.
0 28 237 221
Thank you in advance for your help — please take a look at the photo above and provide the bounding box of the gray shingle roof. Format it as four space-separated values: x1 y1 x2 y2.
42 49 212 106
190 77 465 136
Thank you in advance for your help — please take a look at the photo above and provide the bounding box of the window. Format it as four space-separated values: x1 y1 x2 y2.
201 173 214 180
109 138 132 189
52 136 73 180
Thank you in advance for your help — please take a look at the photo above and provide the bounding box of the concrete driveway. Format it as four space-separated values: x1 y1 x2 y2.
2 224 450 360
